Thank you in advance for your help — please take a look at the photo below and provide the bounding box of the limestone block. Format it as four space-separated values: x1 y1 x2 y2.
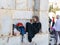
12 10 33 19
40 0 49 10
16 0 27 10
0 10 12 35
23 34 28 43
0 0 15 9
34 0 40 11
8 36 21 45
32 34 49 45
27 0 34 10
0 37 8 45
39 11 49 33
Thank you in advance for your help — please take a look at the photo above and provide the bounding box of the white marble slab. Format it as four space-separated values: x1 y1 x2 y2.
12 11 33 19
27 0 33 10
16 0 27 10
0 34 49 45
32 34 49 45
8 36 21 45
39 11 49 33
0 10 12 35
34 0 40 10
0 37 8 45
0 15 12 35
40 0 49 10
0 0 15 9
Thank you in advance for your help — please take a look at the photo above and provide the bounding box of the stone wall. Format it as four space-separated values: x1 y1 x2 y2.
0 0 34 36
0 0 49 36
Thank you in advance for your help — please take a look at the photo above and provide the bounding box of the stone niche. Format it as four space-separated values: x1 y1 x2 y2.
12 10 33 27
11 10 33 36
0 10 33 36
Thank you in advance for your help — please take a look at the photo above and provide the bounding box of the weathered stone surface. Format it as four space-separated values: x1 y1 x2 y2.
16 0 27 10
12 10 33 19
0 34 49 45
0 10 12 35
0 0 15 9
39 11 49 33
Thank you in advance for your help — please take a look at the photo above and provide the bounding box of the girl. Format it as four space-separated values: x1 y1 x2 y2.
26 16 42 43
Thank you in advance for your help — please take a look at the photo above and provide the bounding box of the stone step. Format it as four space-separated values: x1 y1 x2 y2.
0 34 49 45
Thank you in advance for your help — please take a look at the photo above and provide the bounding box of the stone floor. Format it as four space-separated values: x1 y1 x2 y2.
0 34 49 45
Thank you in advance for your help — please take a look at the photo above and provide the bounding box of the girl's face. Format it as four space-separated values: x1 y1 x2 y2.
30 19 33 23
33 18 37 22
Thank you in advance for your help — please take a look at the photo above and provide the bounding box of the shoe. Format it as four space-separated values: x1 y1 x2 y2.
49 43 51 45
54 43 57 45
58 44 60 45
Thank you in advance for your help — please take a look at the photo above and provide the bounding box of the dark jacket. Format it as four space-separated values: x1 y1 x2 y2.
26 22 41 33
26 22 41 42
